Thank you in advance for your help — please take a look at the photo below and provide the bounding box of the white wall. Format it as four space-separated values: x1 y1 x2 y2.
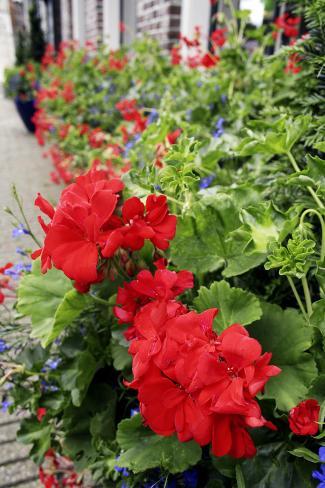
0 0 15 81
180 0 211 50
103 0 120 49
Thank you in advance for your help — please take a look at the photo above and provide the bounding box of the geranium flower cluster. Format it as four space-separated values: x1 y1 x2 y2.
32 169 177 292
39 449 81 488
171 26 225 69
116 99 147 135
115 267 281 458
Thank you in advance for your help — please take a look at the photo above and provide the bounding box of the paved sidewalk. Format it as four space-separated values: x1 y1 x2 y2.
0 91 59 263
0 92 60 487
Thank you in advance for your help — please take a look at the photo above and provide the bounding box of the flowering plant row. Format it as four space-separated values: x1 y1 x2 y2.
1 2 325 487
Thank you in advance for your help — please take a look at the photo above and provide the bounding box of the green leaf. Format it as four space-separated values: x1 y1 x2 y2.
240 442 314 488
310 299 325 337
116 415 201 474
17 259 72 346
60 351 97 406
17 418 52 464
111 341 132 370
194 280 262 332
235 464 246 488
248 303 317 411
289 447 320 463
170 193 240 274
46 289 92 346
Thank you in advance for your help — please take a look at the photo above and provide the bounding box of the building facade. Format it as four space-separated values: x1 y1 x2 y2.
9 0 281 55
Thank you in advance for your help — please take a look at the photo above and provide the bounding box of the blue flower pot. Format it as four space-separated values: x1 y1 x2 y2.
14 97 36 133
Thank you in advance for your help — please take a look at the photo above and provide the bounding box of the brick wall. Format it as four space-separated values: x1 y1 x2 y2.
137 0 181 50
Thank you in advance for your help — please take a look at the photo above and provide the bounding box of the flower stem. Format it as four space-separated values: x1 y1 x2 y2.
300 208 325 263
89 294 111 306
287 152 324 210
11 184 42 247
287 276 308 321
301 275 313 317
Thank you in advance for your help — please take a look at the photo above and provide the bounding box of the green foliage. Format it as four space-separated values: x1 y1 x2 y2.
17 260 72 346
194 280 262 332
116 415 202 474
248 303 318 410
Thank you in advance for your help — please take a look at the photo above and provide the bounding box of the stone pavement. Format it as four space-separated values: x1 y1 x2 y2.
0 91 60 263
0 91 60 487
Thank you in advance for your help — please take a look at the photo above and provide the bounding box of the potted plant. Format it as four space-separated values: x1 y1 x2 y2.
4 63 39 132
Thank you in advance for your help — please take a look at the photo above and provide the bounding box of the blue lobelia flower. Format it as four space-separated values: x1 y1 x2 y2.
312 447 325 487
1 399 13 413
41 380 59 393
12 224 30 238
130 407 140 417
114 457 129 477
4 262 32 280
213 117 224 139
183 468 199 488
0 339 10 353
16 247 28 256
199 174 215 190
146 109 158 125
42 358 61 372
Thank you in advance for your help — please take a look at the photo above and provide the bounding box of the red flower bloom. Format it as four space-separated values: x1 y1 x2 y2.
167 128 181 145
32 169 124 289
102 194 177 258
61 81 75 103
37 407 47 422
274 14 301 39
127 300 280 458
33 170 176 291
289 399 320 436
285 53 302 74
211 28 227 47
201 53 220 68
171 45 182 65
114 266 193 327
88 128 107 148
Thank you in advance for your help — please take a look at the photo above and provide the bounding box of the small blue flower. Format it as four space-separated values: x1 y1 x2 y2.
154 185 162 192
197 80 203 87
183 468 199 488
4 262 31 280
147 109 158 125
1 399 13 413
12 224 29 238
4 382 14 390
199 175 215 190
221 94 227 104
186 109 192 121
49 126 56 134
312 447 325 487
41 380 59 393
16 247 28 256
42 358 61 372
320 447 325 462
114 457 129 477
130 407 139 417
213 117 224 139
89 106 100 115
0 339 10 353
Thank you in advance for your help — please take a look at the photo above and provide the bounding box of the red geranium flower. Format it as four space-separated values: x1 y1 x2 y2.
114 266 193 328
289 399 320 436
211 28 227 47
127 300 280 458
274 14 301 39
